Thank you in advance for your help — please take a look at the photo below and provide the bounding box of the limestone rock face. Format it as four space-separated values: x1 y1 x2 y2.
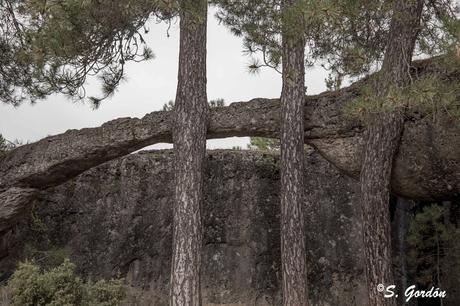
2 150 366 305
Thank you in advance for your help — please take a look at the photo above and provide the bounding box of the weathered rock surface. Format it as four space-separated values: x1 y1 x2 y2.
0 57 458 211
1 150 367 306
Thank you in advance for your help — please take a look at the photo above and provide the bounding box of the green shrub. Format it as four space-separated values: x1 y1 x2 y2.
85 279 125 306
8 259 125 306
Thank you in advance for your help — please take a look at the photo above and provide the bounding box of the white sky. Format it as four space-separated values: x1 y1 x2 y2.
0 8 329 150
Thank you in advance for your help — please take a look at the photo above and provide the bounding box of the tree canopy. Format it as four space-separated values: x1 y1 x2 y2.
0 0 178 107
214 0 459 85
1 0 458 107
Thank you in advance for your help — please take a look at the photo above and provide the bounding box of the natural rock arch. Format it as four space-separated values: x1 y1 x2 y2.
0 56 459 232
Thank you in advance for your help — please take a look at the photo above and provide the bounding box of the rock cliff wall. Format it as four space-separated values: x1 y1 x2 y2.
2 150 369 305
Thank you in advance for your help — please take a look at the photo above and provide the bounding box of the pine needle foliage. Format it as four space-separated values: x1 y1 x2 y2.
0 0 179 107
344 53 460 121
213 0 459 83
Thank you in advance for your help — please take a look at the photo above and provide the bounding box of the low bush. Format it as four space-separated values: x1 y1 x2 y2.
8 259 125 306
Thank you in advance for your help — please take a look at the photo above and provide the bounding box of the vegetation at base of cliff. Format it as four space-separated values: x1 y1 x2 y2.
6 259 125 306
407 203 460 289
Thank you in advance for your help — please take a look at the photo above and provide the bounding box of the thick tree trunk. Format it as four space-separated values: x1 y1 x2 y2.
280 0 308 305
360 0 424 305
361 113 403 306
170 1 208 305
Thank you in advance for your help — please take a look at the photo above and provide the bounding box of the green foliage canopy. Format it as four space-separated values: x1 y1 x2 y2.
214 0 459 84
0 0 178 107
344 63 460 121
1 0 458 108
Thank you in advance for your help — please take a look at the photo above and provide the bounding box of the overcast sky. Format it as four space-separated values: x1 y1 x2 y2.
0 8 329 150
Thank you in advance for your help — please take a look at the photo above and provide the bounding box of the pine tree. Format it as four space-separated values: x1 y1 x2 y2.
2 1 458 303
279 0 309 304
214 1 458 305
170 0 208 304
358 1 424 304
0 0 177 106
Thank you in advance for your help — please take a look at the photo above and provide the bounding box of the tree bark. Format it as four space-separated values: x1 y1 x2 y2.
360 0 424 305
170 0 208 305
280 0 308 305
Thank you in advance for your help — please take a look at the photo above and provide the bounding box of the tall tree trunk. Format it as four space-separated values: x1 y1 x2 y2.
360 0 424 305
280 1 308 305
170 1 208 305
